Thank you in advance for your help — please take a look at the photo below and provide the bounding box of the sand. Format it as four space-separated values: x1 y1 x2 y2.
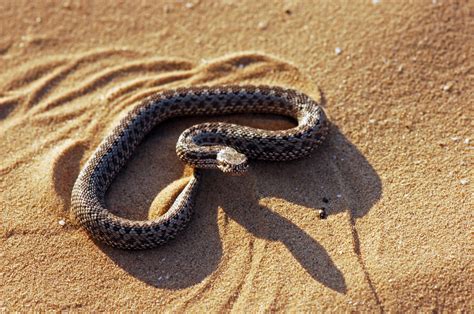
0 0 472 311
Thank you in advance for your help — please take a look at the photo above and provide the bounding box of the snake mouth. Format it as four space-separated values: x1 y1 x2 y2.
216 147 249 176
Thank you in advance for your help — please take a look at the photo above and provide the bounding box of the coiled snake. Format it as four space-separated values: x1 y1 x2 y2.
71 85 328 249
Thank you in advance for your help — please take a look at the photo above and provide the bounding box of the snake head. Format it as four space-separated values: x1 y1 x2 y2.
216 147 248 175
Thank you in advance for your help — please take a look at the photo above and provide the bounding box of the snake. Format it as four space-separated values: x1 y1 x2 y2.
71 85 329 249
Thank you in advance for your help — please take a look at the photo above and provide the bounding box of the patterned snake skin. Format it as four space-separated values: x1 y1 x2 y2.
71 85 329 249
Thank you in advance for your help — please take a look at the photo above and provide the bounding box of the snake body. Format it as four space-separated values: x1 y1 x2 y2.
71 85 328 249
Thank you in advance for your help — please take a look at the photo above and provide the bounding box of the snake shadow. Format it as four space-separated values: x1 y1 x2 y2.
99 117 381 294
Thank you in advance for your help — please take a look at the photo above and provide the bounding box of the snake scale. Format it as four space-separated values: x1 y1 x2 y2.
71 85 329 249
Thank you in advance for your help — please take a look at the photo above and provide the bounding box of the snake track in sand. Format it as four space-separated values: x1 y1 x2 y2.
71 85 329 249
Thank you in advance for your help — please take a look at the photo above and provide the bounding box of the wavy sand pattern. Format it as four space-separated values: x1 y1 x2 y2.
1 49 381 309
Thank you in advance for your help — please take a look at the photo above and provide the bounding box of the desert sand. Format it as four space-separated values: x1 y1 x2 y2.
0 0 472 311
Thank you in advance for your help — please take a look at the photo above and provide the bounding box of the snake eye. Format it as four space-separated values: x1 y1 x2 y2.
216 147 248 175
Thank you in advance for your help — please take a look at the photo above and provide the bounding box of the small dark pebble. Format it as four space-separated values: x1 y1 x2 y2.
285 9 292 15
322 197 329 203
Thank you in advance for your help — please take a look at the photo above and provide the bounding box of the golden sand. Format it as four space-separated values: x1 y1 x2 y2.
1 0 472 311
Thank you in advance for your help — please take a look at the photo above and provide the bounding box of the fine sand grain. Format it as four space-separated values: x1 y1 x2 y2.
1 0 472 311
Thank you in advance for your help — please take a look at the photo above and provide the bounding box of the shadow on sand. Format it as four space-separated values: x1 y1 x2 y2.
95 118 381 295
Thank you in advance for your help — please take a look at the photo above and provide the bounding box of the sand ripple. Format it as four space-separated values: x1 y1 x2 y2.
1 50 382 310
